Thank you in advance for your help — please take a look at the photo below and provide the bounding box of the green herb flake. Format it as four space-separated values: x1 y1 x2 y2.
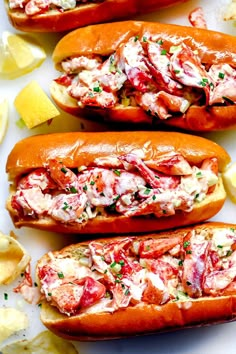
226 250 233 257
93 85 102 93
4 293 8 300
144 188 151 195
134 35 139 42
196 171 203 178
61 167 67 174
218 72 225 79
62 202 71 211
83 184 88 191
110 261 117 268
152 195 156 201
161 49 167 55
162 209 167 214
119 260 125 266
217 245 223 249
156 39 163 45
186 250 192 254
142 36 147 42
57 272 64 279
70 186 78 193
48 292 52 296
114 169 121 176
178 260 184 266
174 69 180 74
183 241 190 248
124 288 130 296
90 180 95 185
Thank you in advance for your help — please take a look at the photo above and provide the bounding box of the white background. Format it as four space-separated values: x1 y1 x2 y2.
0 0 236 353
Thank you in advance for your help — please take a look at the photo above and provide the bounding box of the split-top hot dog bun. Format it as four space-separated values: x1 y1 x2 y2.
6 131 229 234
51 21 236 131
37 222 236 340
5 0 188 33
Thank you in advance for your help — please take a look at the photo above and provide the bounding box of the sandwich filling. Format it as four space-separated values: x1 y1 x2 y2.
54 35 236 121
10 152 219 224
37 226 236 316
8 0 103 16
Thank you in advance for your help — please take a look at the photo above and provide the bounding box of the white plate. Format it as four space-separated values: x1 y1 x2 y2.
0 0 236 353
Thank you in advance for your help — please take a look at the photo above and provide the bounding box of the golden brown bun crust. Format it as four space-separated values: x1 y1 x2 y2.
6 131 230 179
53 21 236 67
38 222 236 340
5 131 229 234
51 21 236 132
5 0 188 33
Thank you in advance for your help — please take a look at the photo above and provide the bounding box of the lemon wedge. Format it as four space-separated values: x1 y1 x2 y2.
0 31 46 80
0 99 9 144
222 162 236 203
14 80 60 129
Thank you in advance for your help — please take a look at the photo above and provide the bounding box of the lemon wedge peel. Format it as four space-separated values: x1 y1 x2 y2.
0 32 46 80
222 162 236 203
0 98 9 144
14 80 60 129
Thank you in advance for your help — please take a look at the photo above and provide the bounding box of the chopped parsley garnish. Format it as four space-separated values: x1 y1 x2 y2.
162 209 167 214
57 272 64 279
174 69 180 74
199 78 208 87
83 184 88 191
226 250 233 257
218 72 225 79
119 260 125 266
161 49 167 55
144 188 151 195
124 288 130 296
114 169 121 176
178 260 184 266
110 261 117 268
93 85 102 93
183 241 190 248
142 36 147 42
217 245 223 249
90 180 95 185
230 227 235 232
61 167 67 173
134 35 139 42
4 293 8 300
156 39 163 45
62 202 71 211
70 186 78 193
186 250 192 254
100 192 105 196
196 171 203 178
152 195 156 201
48 292 52 296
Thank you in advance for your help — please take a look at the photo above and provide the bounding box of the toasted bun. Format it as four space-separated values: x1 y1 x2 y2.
6 131 230 179
5 0 188 33
51 21 236 132
52 21 236 67
38 222 236 340
6 131 229 234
